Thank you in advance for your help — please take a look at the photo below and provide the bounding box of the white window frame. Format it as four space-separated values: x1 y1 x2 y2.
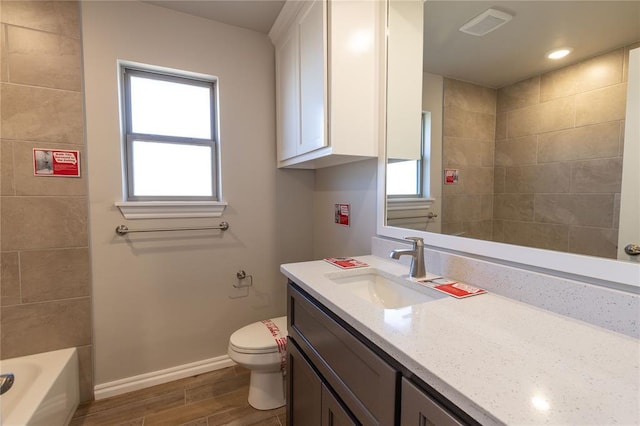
115 63 226 219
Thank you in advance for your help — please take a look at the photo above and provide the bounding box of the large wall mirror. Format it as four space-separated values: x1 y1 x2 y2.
379 0 640 287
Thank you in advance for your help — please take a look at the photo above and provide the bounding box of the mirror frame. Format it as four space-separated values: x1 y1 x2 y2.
376 0 640 290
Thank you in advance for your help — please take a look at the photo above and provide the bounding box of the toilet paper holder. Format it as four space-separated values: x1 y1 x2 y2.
234 270 253 289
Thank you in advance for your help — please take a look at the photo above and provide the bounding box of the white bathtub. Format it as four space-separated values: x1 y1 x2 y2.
0 348 79 426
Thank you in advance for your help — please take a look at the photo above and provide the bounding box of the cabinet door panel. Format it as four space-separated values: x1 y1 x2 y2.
298 0 327 154
276 27 300 161
288 339 322 426
401 378 464 426
322 384 359 426
288 283 397 425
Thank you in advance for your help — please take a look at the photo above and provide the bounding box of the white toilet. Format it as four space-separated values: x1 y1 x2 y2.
228 316 288 410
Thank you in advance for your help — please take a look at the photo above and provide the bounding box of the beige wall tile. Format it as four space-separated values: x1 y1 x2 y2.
1 24 7 82
493 194 534 221
460 166 493 195
6 25 82 91
613 193 621 229
444 78 496 115
1 196 88 250
462 220 493 240
494 166 505 194
0 1 80 39
501 221 569 252
1 139 15 195
481 194 493 221
505 163 571 193
443 137 488 167
442 194 483 223
0 83 84 143
0 297 91 358
20 248 90 303
576 48 624 93
497 76 540 112
575 83 627 127
492 220 504 242
1 251 20 306
13 141 87 196
77 345 95 402
495 135 538 166
538 122 621 163
495 112 507 141
507 97 575 138
569 227 618 259
441 221 463 236
540 63 578 102
444 106 495 140
534 194 615 228
571 157 623 193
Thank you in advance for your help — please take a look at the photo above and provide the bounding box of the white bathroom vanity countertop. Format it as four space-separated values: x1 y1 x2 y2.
280 255 640 426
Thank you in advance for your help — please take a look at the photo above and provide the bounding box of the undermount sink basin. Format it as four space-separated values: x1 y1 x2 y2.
325 268 445 309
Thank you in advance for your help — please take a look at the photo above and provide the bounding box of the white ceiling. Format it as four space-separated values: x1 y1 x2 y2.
424 1 640 88
145 0 285 33
144 1 640 88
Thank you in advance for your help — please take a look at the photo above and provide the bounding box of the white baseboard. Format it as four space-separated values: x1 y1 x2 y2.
94 355 236 400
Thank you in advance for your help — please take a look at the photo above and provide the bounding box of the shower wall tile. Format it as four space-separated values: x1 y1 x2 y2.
569 226 618 259
0 1 80 39
0 0 91 402
20 248 90 303
540 64 578 102
537 122 621 163
444 79 496 114
501 220 569 252
495 135 538 166
6 25 82 91
504 163 571 193
1 251 20 306
507 96 575 138
0 83 84 143
575 48 624 93
493 194 534 221
495 112 507 141
444 106 496 140
442 194 483 223
571 157 623 193
1 24 7 82
0 196 88 250
613 194 621 229
0 297 91 359
497 76 539 112
13 141 86 196
1 139 15 195
493 166 505 194
462 220 493 240
575 83 627 126
443 137 486 167
534 194 615 228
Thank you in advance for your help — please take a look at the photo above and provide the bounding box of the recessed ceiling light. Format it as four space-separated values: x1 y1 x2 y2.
547 48 573 60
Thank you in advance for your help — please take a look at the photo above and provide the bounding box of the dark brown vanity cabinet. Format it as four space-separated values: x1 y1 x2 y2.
287 282 476 426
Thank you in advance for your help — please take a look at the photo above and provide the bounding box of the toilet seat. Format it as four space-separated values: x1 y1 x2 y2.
229 316 287 355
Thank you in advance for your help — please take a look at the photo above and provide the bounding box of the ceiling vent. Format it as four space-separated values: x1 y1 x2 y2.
459 8 514 36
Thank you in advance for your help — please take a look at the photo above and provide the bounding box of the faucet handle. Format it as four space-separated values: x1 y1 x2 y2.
404 236 424 247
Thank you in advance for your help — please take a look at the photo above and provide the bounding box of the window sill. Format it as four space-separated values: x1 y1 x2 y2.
115 201 228 219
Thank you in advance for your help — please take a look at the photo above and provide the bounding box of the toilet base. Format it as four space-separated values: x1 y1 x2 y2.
248 370 286 410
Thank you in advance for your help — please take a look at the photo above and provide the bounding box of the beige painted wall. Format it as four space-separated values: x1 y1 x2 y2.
0 0 93 401
81 1 313 385
313 159 378 260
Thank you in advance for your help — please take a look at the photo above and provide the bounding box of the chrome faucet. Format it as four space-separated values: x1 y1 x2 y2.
0 373 14 395
390 237 426 278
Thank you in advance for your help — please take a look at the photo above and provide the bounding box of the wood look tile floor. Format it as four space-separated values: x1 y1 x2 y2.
71 366 286 426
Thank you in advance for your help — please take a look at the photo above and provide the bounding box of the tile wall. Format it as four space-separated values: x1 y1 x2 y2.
0 0 93 400
442 44 636 258
493 47 630 258
441 78 497 240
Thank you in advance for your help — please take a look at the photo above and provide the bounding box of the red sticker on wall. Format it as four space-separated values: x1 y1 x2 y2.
335 203 350 226
33 149 80 177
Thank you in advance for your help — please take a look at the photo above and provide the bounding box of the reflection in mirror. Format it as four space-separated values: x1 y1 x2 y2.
385 0 640 262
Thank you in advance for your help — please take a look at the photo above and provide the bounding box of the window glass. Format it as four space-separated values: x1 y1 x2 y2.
131 141 213 197
387 160 420 195
130 76 212 139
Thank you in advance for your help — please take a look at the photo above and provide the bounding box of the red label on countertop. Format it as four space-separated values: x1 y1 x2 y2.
433 282 486 298
324 257 369 269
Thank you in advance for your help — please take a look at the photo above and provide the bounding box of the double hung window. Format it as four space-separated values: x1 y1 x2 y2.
122 66 218 201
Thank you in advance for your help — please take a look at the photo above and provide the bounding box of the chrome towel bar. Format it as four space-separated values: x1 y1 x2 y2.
115 221 229 236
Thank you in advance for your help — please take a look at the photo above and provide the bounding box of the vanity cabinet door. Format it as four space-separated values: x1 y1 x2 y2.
400 378 464 426
288 339 322 426
322 384 358 426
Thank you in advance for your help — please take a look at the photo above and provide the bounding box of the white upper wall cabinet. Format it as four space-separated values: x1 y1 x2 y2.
270 0 381 169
